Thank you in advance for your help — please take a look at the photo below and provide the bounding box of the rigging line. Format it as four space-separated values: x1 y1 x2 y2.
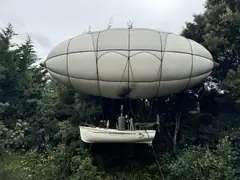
138 99 145 122
95 31 102 97
155 33 171 97
117 31 129 97
100 96 104 120
127 37 139 122
127 63 138 121
185 38 194 89
147 98 154 122
127 28 130 97
118 60 129 96
128 54 136 90
154 31 163 97
66 38 74 89
129 98 138 122
109 99 116 120
149 144 165 180
144 129 164 180
91 31 105 121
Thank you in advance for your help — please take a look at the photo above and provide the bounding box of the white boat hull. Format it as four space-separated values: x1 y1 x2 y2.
79 126 156 144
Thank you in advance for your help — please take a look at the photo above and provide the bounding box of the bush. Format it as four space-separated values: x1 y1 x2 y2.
68 155 102 180
0 152 58 180
166 136 237 180
0 145 103 180
0 137 238 180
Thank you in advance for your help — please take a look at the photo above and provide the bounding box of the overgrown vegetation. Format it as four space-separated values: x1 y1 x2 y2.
0 0 240 179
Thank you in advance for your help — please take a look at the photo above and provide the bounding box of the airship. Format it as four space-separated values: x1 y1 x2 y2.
41 28 217 144
41 28 216 99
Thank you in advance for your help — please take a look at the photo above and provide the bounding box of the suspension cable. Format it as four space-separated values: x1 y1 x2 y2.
100 96 104 120
149 143 165 180
129 98 138 122
147 98 154 122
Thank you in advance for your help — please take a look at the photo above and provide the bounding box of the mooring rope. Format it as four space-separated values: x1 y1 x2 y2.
149 143 165 180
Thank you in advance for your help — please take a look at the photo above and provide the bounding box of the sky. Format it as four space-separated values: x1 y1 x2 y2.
0 0 206 61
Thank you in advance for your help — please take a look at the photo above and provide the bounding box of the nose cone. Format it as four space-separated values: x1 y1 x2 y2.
40 60 46 68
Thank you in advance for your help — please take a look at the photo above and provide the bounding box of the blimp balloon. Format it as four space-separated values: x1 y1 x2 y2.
41 28 216 99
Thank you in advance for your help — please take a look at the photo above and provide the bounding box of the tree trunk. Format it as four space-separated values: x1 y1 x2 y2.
173 112 181 150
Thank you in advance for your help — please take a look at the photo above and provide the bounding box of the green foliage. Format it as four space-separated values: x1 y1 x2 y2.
182 0 240 80
69 155 102 180
0 146 101 180
222 68 240 101
0 152 58 180
166 137 236 180
0 0 240 179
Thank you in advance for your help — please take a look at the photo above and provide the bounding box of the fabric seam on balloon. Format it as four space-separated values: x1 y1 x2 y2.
90 31 101 96
47 68 212 82
66 38 74 89
46 50 213 62
96 31 102 96
155 33 171 96
186 38 194 89
154 31 163 97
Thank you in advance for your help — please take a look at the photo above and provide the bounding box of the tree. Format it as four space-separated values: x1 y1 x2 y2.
182 0 240 80
1 0 240 178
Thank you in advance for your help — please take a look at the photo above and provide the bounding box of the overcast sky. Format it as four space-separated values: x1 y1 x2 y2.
0 0 206 60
